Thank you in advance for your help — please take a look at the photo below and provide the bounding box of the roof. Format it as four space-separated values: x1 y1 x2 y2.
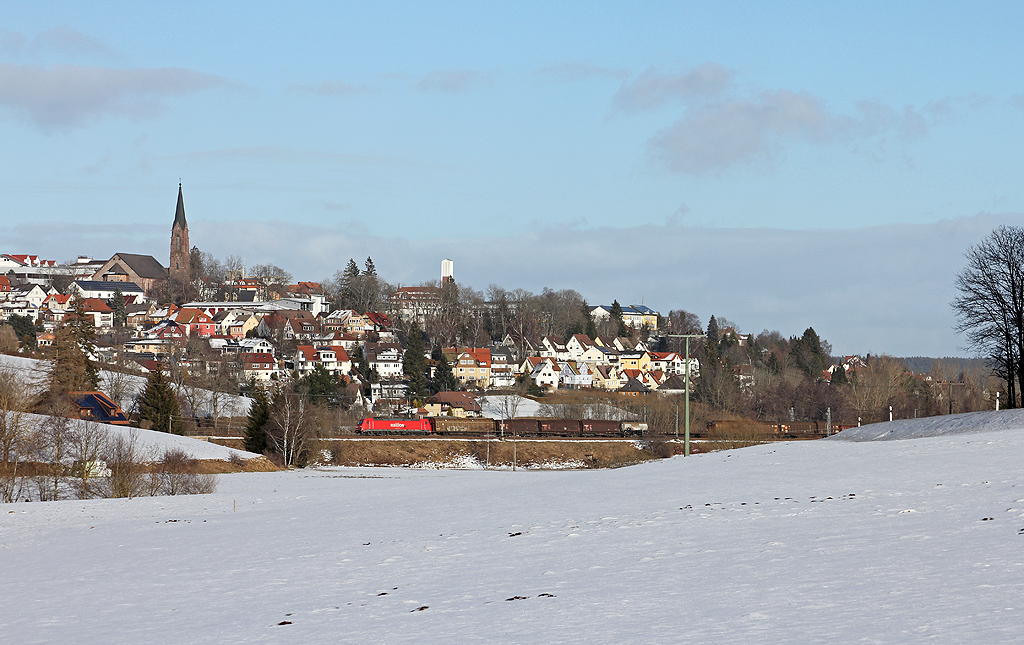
427 391 482 412
67 391 129 425
110 254 166 279
74 280 144 293
173 184 187 229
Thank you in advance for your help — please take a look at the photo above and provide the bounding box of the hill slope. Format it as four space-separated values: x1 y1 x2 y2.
2 415 1024 642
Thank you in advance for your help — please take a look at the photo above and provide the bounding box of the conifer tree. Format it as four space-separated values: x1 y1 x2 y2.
138 368 183 434
429 345 457 393
610 300 628 337
403 321 429 399
243 383 271 453
48 300 100 395
109 287 127 327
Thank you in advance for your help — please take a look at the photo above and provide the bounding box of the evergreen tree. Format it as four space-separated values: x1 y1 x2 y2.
49 300 100 394
430 344 458 393
339 258 361 309
297 364 337 405
793 327 827 379
403 321 429 399
830 363 849 386
243 384 271 453
109 287 127 327
138 368 183 434
706 315 720 350
610 300 628 337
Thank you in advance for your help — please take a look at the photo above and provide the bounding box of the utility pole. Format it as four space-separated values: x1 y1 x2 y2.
663 334 705 457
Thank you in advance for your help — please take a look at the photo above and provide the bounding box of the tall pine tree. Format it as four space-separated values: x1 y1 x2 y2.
403 321 429 399
243 383 271 453
138 368 183 434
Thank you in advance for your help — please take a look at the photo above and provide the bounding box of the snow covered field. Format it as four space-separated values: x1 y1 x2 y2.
4 412 1024 642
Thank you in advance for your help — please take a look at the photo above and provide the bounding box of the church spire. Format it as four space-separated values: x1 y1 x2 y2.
173 182 187 230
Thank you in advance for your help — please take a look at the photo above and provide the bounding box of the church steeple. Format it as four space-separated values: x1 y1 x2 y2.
170 183 190 284
173 182 187 229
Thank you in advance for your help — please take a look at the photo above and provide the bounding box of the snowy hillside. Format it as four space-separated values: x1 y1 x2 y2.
833 408 1024 441
18 412 261 462
4 415 1024 642
0 353 251 416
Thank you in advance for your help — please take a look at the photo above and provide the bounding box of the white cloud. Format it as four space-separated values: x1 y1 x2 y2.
290 79 375 96
648 90 935 176
29 25 117 59
535 62 630 83
612 64 735 113
0 63 228 129
416 69 494 93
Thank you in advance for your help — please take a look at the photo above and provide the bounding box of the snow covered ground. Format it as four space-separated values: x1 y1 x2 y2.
479 394 630 420
4 411 1024 642
0 353 251 417
18 412 261 462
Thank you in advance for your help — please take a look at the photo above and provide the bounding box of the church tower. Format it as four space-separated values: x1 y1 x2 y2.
170 183 190 283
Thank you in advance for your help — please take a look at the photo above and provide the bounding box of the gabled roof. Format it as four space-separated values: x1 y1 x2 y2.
67 391 129 425
73 280 144 293
427 391 482 412
110 253 167 279
618 378 651 393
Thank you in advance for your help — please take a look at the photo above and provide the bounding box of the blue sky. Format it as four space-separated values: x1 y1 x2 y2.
3 2 1024 357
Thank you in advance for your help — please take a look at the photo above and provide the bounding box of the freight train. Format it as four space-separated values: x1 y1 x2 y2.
357 417 648 438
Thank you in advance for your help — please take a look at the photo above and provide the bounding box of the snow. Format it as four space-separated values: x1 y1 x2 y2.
4 412 1024 642
0 353 251 416
833 408 1024 441
20 412 262 462
479 394 630 420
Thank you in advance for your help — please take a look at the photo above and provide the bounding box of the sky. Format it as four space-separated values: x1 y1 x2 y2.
3 2 1024 357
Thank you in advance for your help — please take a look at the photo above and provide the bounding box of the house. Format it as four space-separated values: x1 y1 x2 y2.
449 347 491 388
241 352 279 382
488 346 517 389
390 286 442 322
90 253 167 296
295 345 347 376
591 364 620 391
539 336 568 360
424 391 483 417
66 391 129 425
70 280 146 303
78 298 113 330
529 357 561 390
618 351 651 372
365 342 404 379
590 304 660 330
558 361 593 389
618 378 651 396
286 282 329 315
213 309 262 338
649 352 700 378
173 307 216 337
565 334 594 360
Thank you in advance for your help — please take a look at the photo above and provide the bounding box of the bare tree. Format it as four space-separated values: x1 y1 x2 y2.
266 389 311 467
953 225 1024 408
69 419 109 500
0 367 31 502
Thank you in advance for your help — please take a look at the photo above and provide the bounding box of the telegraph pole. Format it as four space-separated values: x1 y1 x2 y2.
664 334 705 457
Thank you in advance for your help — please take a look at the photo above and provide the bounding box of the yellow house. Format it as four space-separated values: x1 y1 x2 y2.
617 351 651 372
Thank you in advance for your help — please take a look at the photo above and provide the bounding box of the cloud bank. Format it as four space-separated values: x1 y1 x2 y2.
0 64 227 129
613 63 944 176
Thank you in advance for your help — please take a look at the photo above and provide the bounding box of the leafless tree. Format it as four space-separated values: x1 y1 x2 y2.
69 419 109 500
266 389 311 467
0 367 31 502
952 225 1024 407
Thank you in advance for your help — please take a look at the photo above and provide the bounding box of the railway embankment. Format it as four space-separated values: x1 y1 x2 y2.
206 436 680 469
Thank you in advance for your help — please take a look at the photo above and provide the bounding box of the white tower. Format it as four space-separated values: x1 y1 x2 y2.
441 258 454 284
